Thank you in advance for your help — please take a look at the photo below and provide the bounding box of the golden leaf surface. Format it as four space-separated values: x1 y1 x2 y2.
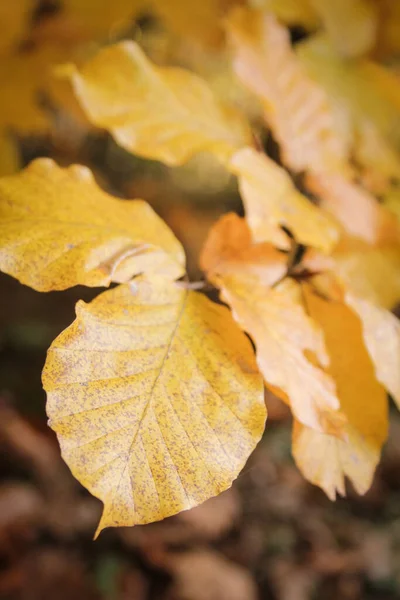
229 148 340 251
0 158 185 292
66 41 251 167
0 133 20 176
346 294 400 409
227 8 347 175
293 285 388 499
0 0 33 54
200 217 343 435
43 276 266 534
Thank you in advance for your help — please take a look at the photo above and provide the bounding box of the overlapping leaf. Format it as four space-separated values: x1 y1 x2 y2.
227 8 348 176
229 147 340 251
66 41 251 167
0 158 185 291
201 214 345 435
43 275 266 534
293 284 388 499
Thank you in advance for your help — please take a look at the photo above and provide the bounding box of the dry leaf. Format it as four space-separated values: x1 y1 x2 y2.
346 294 400 408
297 35 400 188
0 158 185 291
229 147 340 251
293 284 388 499
227 8 347 175
201 217 343 434
43 276 265 534
309 0 378 57
66 41 251 166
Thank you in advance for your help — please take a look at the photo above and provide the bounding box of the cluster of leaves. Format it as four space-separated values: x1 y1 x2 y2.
1 0 400 537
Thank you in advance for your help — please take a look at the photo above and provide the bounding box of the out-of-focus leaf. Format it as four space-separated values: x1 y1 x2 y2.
201 218 344 435
298 35 400 188
66 41 252 167
229 147 340 251
0 158 185 291
293 284 388 499
251 0 318 29
43 276 265 534
0 0 33 54
346 294 400 408
227 8 348 175
309 0 378 57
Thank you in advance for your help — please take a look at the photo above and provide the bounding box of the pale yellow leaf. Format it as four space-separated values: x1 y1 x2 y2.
66 41 252 167
309 0 378 57
229 147 340 251
0 158 185 291
201 221 344 435
293 285 388 499
346 294 400 408
227 8 348 175
298 35 400 188
43 276 265 534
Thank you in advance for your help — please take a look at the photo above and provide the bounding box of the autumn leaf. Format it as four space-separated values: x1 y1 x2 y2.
346 294 400 409
255 0 318 29
201 215 344 435
0 158 185 291
0 133 20 176
65 41 251 167
297 35 400 188
0 0 33 54
227 8 348 176
43 275 265 534
229 147 340 251
293 284 388 499
309 0 378 57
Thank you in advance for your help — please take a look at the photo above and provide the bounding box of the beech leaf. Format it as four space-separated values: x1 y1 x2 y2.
293 285 388 499
229 147 340 251
0 158 185 291
227 8 348 176
43 276 266 534
201 216 344 435
66 41 252 167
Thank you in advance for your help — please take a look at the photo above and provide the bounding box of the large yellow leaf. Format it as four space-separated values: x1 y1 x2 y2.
200 218 344 435
346 294 400 409
309 0 378 57
66 41 251 167
227 8 348 175
229 147 340 251
43 276 265 534
0 158 185 291
297 35 400 188
293 285 388 499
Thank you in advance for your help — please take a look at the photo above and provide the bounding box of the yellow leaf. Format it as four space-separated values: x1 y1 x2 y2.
201 222 343 434
66 41 252 167
229 147 340 251
346 294 400 408
0 158 185 291
309 0 378 57
293 285 388 499
43 276 265 534
297 35 400 187
0 0 33 54
252 0 318 29
227 8 348 175
200 212 288 286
